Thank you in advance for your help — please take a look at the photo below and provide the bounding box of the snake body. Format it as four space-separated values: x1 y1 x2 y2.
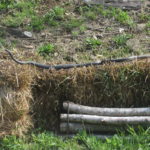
5 49 150 70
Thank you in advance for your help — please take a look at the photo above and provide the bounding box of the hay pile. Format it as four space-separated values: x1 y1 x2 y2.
0 60 33 136
32 61 150 131
0 55 150 134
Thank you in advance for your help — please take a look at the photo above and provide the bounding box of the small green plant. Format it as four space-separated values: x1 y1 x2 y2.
85 37 101 49
145 21 150 34
63 18 83 32
44 6 65 26
84 11 97 20
0 0 15 10
38 43 55 56
138 13 150 22
113 34 133 48
115 9 134 26
79 25 87 33
0 28 6 37
30 16 45 31
71 31 79 38
0 38 6 48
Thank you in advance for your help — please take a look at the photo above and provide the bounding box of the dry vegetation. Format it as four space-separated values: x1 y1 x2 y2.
0 58 150 135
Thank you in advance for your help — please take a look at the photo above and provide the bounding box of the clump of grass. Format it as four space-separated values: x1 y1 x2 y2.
44 6 65 27
85 37 102 49
146 21 150 32
0 38 6 48
0 0 15 10
38 43 55 56
0 28 6 37
84 11 97 20
71 31 79 38
79 25 87 33
114 9 134 26
63 18 83 32
138 13 150 23
29 16 45 31
113 34 133 48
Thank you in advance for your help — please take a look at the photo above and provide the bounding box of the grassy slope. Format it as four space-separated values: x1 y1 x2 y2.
0 0 149 63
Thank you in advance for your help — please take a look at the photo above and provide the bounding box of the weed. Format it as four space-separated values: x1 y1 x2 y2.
79 25 87 33
63 18 83 32
0 28 6 37
29 16 45 32
77 6 91 15
138 13 150 22
145 21 150 34
84 11 97 20
96 5 112 17
113 34 133 48
0 0 15 10
44 6 65 26
115 9 134 26
0 38 6 48
38 43 55 56
71 31 79 38
85 37 101 49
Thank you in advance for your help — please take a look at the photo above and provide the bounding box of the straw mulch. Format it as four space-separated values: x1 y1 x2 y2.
32 60 150 131
0 55 150 134
0 60 34 136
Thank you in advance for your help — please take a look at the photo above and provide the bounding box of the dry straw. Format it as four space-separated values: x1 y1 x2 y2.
0 60 33 136
32 60 150 131
0 55 150 134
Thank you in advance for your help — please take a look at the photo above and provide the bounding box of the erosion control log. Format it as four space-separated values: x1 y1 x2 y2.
61 114 150 125
63 102 150 116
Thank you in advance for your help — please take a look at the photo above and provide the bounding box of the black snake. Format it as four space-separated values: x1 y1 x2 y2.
5 49 150 70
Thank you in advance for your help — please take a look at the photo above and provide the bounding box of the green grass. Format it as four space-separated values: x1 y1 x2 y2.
0 127 149 150
44 6 65 27
29 16 45 31
78 5 134 26
85 38 102 49
0 38 6 48
84 11 97 20
0 0 15 10
112 34 133 48
63 18 83 32
1 0 36 28
38 43 55 56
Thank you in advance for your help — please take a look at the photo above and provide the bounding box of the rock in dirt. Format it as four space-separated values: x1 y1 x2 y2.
23 31 33 38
